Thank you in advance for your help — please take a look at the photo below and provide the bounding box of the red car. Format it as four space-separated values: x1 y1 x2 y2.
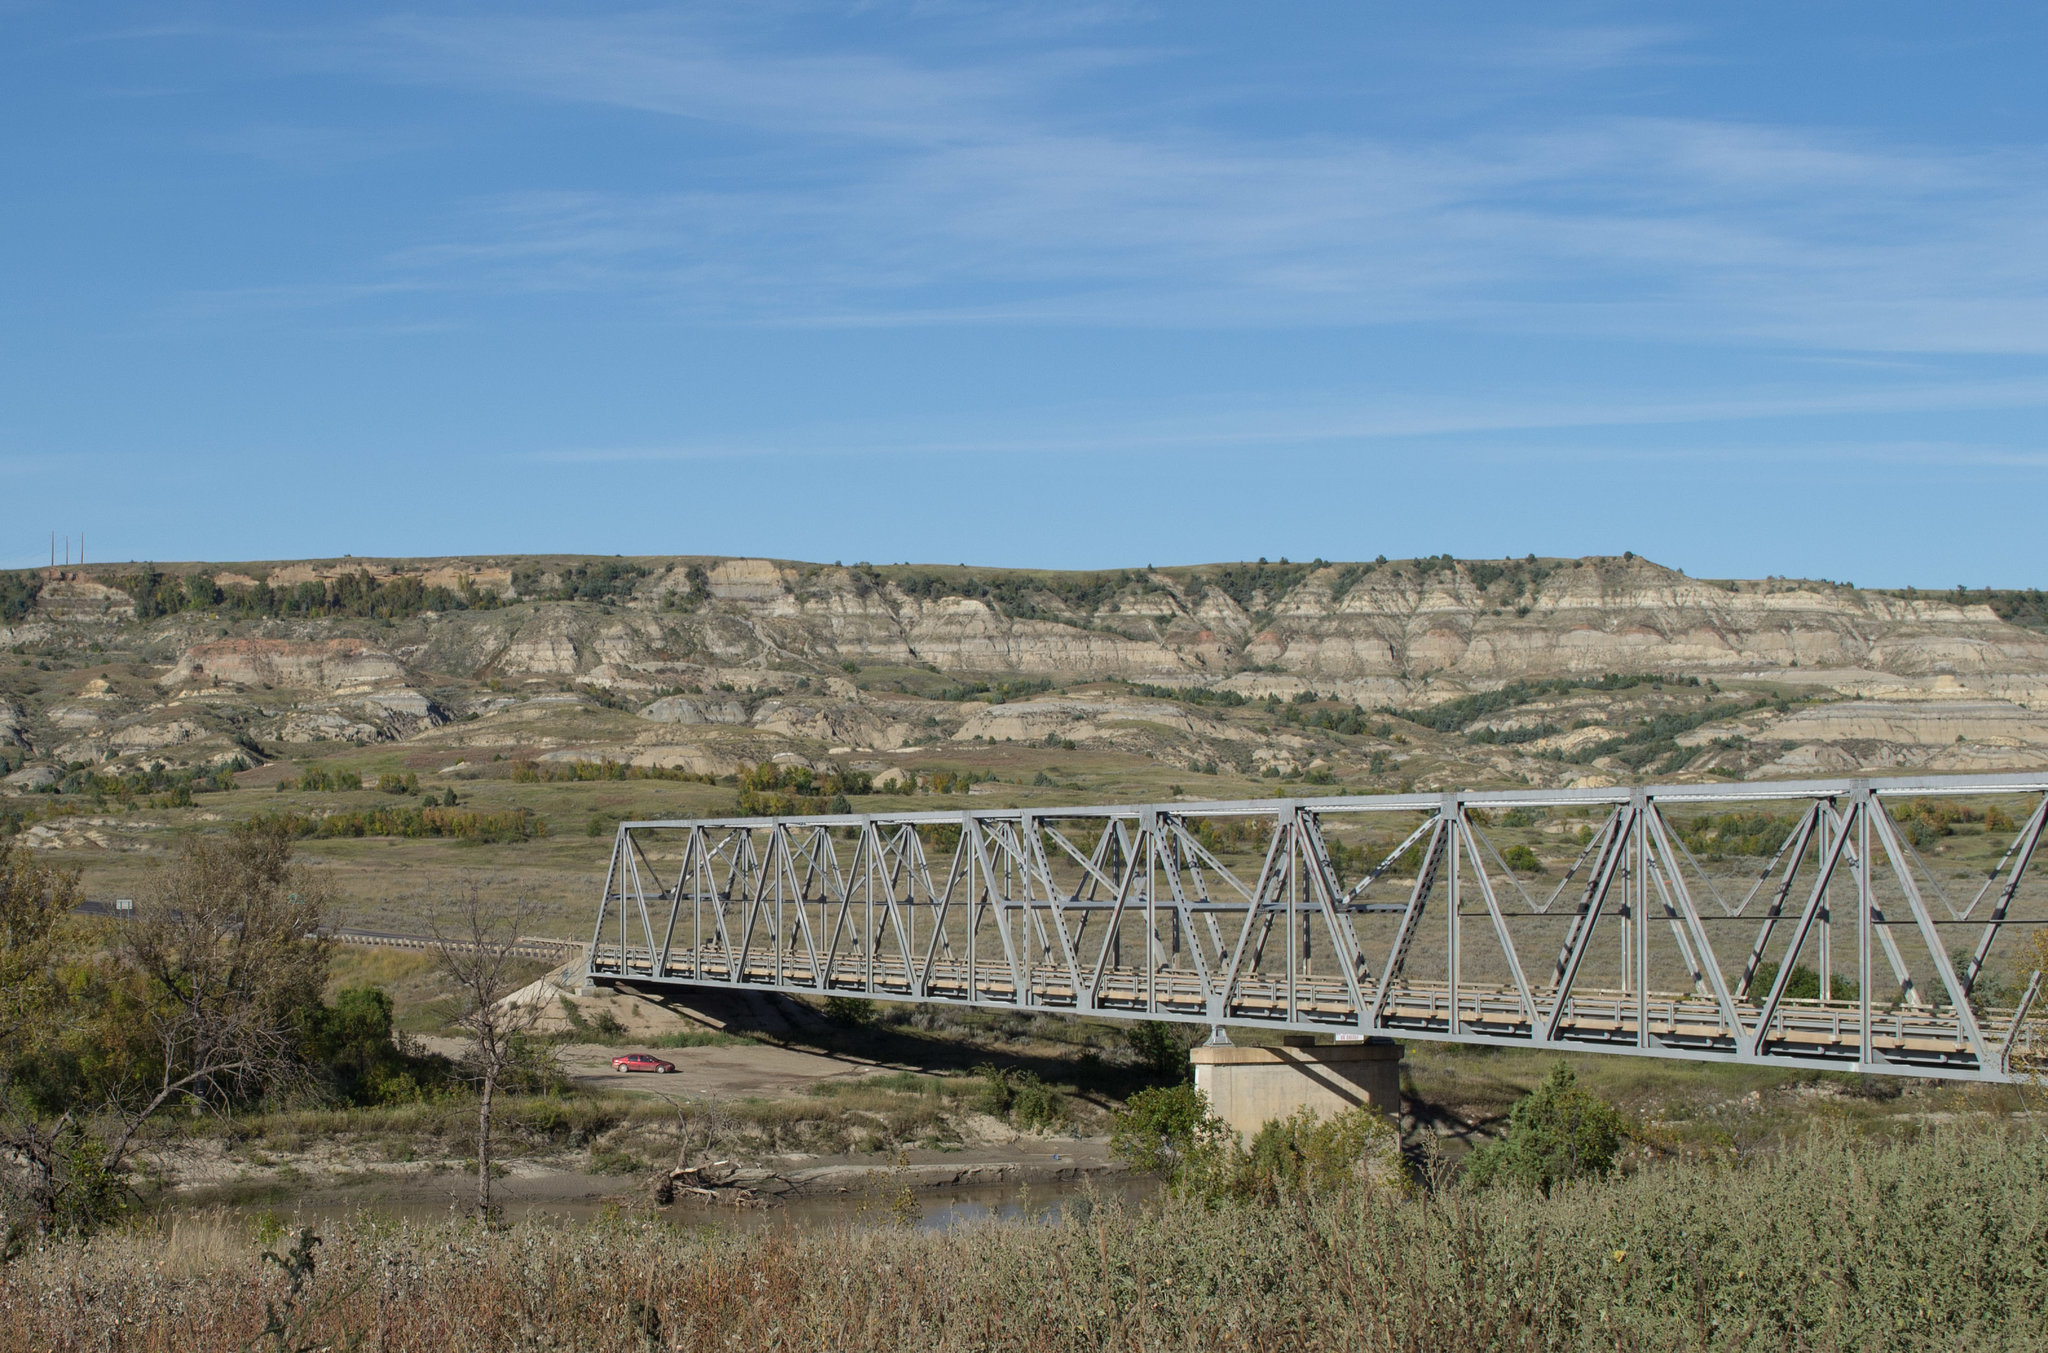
610 1053 676 1074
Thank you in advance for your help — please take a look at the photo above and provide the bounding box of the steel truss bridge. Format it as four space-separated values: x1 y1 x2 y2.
588 772 2048 1082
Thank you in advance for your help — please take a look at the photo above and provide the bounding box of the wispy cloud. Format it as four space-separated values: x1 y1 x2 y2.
365 122 2048 352
351 10 1084 145
172 10 2048 357
197 120 431 170
1468 23 1688 72
526 372 2048 464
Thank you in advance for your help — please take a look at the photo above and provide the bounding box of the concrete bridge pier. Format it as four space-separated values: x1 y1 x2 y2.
1189 1036 1403 1140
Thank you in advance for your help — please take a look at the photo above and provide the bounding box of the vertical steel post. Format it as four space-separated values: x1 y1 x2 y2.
1818 806 1833 1003
1621 800 1641 1002
772 827 786 988
1143 811 1158 1016
590 827 623 970
964 824 978 1003
1445 794 1461 1037
1856 787 1874 1067
1634 792 1650 1048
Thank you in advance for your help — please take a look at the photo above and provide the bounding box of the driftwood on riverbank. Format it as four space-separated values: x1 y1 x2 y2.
653 1159 776 1207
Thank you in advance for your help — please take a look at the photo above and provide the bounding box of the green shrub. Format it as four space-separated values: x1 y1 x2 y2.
1463 1062 1632 1194
971 1063 1014 1118
514 759 716 785
1197 1105 1401 1203
511 1096 624 1145
971 1064 1066 1129
112 565 481 622
1109 1082 1226 1181
556 996 590 1036
245 807 544 843
588 1147 650 1176
1748 959 1857 1003
1009 1075 1065 1130
496 1033 570 1096
511 559 649 603
1113 1088 1399 1202
823 996 875 1026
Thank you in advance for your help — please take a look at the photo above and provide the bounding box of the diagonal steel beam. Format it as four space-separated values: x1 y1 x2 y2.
1962 795 2047 995
1868 803 1989 1061
1543 805 1635 1043
1454 812 1536 1029
1644 807 1743 1046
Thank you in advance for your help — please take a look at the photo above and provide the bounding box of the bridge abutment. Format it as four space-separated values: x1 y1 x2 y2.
1189 1036 1403 1139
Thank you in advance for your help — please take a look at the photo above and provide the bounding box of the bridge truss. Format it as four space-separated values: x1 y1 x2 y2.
588 773 2048 1081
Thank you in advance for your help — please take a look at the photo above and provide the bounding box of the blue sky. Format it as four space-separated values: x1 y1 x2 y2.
4 3 2045 584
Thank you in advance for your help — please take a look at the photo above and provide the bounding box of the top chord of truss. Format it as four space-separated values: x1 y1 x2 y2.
587 772 2048 1081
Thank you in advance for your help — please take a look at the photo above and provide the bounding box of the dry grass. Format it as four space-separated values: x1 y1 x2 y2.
11 1123 2045 1351
1398 1041 2043 1160
143 1210 250 1282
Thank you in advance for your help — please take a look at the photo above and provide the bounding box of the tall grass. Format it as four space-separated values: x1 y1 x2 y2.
9 1125 2044 1351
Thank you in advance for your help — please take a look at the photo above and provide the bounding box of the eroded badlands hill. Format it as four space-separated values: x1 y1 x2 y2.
4 553 2047 800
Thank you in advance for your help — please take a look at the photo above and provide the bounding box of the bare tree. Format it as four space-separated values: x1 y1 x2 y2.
430 878 551 1221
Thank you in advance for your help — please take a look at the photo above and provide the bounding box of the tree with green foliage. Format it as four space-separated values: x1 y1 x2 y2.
301 986 448 1106
1386 673 1699 734
510 560 649 603
1125 1020 1194 1081
680 563 714 609
1462 1062 1633 1194
0 572 42 624
112 564 477 622
0 835 85 1240
887 566 1159 621
1 824 333 1242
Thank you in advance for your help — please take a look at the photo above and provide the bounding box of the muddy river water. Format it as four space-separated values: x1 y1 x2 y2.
194 1167 1157 1234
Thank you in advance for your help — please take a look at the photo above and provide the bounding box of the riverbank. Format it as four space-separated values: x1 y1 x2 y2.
166 1131 1127 1225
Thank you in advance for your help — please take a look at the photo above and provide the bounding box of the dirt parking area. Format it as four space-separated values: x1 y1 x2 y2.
419 1036 879 1099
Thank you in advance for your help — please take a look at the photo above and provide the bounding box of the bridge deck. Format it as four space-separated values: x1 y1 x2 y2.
587 951 2023 1072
